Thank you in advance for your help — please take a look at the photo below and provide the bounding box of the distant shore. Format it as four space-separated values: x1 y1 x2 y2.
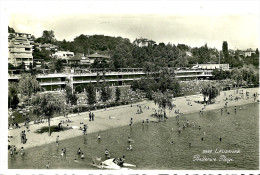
8 87 259 150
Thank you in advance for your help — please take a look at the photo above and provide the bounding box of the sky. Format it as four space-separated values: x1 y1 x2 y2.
3 1 260 50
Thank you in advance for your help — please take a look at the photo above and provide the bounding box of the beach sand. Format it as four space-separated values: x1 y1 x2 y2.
8 87 259 150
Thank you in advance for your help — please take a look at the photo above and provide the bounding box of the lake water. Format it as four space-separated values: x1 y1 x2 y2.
9 103 259 170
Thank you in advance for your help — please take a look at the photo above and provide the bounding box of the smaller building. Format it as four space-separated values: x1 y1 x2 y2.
133 37 156 47
52 51 74 60
68 53 87 65
243 49 255 57
39 43 58 51
87 53 110 64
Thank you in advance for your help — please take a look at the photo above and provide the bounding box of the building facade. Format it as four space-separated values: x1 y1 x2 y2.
8 32 34 68
175 64 230 80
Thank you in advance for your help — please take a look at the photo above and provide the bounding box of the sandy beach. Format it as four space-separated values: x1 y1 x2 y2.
8 87 259 150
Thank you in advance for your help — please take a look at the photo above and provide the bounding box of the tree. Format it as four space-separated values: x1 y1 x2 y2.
201 84 220 103
112 43 133 70
222 41 229 63
18 74 41 98
100 82 111 102
231 68 243 87
115 87 121 102
41 30 56 44
8 82 19 109
51 59 64 73
64 85 78 105
8 26 15 33
86 83 96 105
154 92 173 121
256 48 259 56
32 93 64 136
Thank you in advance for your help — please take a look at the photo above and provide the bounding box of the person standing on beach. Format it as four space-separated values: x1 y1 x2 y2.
89 111 92 121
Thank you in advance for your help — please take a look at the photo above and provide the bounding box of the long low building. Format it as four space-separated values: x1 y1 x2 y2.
175 64 229 80
8 68 145 91
8 64 229 91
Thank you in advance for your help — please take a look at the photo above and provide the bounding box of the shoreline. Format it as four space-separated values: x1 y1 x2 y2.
8 87 259 150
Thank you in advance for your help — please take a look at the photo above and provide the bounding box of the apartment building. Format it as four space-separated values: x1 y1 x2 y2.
8 32 34 68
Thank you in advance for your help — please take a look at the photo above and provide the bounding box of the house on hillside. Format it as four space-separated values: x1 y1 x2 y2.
87 53 110 64
133 37 156 47
68 53 91 65
52 51 74 60
40 43 58 51
243 49 255 57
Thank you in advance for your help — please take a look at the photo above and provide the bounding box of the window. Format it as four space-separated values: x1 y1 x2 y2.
25 48 31 51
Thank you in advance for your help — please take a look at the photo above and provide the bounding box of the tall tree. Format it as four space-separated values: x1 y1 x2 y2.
115 87 121 103
100 81 111 102
39 30 56 44
86 83 96 105
32 93 64 136
222 41 229 63
64 85 78 105
8 82 19 109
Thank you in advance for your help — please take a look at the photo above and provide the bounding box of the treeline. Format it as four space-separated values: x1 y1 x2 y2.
26 29 228 70
212 68 259 86
9 27 259 71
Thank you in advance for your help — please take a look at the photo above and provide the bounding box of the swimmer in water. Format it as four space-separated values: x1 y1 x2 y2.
219 137 222 141
61 149 66 157
77 148 81 155
20 147 24 156
81 153 85 159
97 134 101 141
198 126 201 130
127 144 133 151
46 162 50 169
201 137 204 141
171 141 174 144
